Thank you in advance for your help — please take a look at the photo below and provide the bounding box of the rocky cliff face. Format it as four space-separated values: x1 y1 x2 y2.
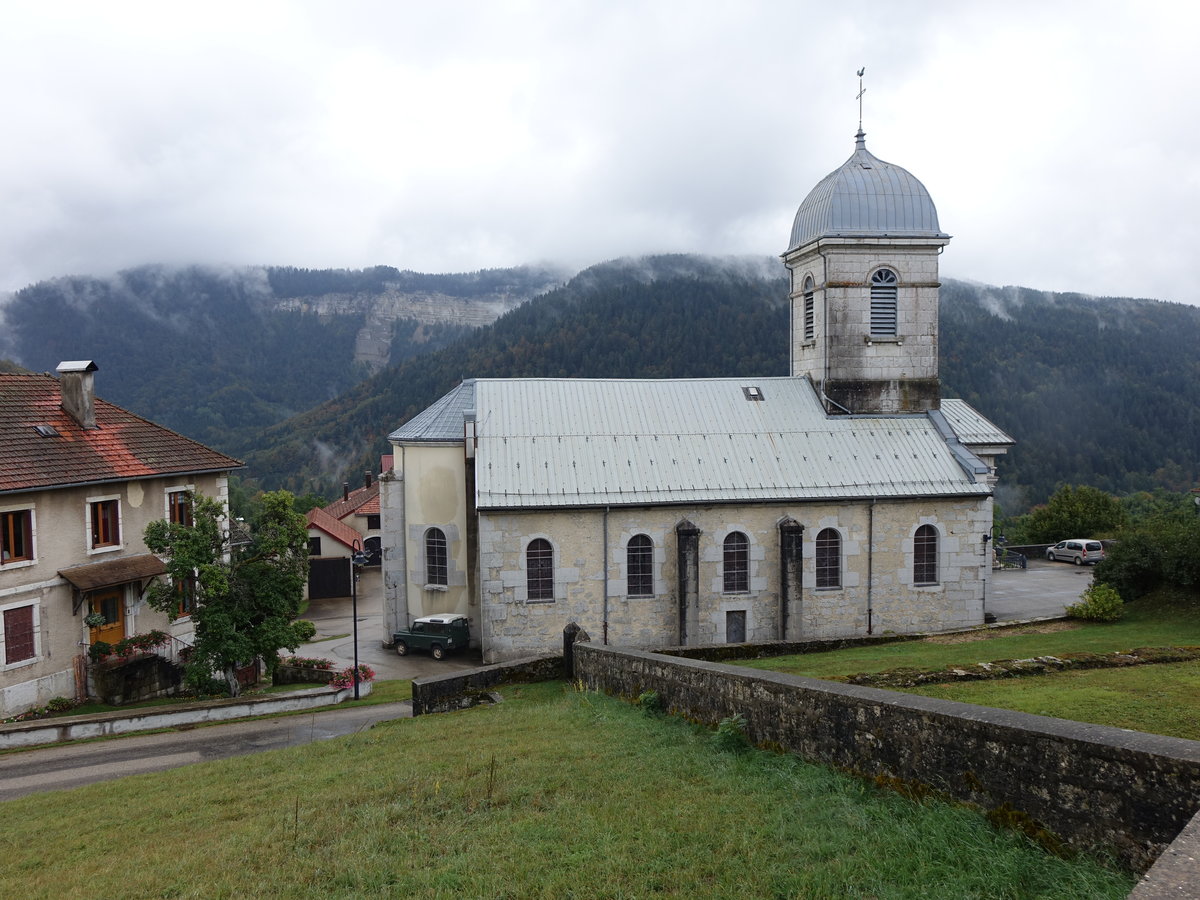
270 274 566 369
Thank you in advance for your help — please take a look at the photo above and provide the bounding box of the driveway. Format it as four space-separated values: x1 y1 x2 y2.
986 557 1093 622
297 569 482 680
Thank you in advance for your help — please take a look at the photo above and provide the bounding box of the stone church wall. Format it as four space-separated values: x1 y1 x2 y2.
477 495 989 662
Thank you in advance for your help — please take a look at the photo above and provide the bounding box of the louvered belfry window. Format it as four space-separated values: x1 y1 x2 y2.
803 276 815 340
870 268 898 336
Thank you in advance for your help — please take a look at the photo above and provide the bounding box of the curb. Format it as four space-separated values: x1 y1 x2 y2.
0 681 373 750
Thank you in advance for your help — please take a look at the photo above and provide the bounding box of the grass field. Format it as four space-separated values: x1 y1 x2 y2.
736 589 1200 739
0 681 1131 899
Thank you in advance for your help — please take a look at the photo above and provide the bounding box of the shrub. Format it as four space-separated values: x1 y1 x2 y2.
88 641 113 662
635 690 663 714
712 713 750 753
1067 583 1125 622
46 697 74 713
293 619 317 642
1096 517 1200 601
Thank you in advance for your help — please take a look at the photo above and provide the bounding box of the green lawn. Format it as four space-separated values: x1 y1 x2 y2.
0 682 1131 899
906 661 1200 739
736 589 1200 739
736 590 1200 681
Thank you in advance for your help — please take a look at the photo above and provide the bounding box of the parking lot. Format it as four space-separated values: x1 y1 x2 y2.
987 556 1093 622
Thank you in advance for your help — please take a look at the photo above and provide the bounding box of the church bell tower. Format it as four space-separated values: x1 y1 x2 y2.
783 128 951 415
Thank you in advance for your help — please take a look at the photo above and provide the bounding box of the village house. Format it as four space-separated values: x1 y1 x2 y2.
304 468 386 600
380 129 1013 662
0 361 241 716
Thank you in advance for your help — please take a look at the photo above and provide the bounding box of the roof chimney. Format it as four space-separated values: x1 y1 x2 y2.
364 471 372 489
57 360 98 429
343 482 350 501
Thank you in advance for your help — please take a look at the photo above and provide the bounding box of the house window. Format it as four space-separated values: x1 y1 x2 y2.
627 534 653 598
914 524 939 585
167 490 193 526
176 575 197 617
723 531 749 593
3 604 36 665
90 499 120 548
308 537 322 556
870 268 898 336
527 538 554 601
815 528 841 589
366 514 381 530
803 276 815 340
1 509 33 565
426 528 448 586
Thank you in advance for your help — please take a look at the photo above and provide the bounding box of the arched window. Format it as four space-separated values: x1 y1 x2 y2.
425 528 447 586
815 528 841 589
527 538 554 601
914 525 938 585
803 276 815 340
870 268 898 336
723 531 749 593
627 534 653 598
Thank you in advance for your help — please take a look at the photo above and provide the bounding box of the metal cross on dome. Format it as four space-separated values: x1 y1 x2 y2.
856 67 866 130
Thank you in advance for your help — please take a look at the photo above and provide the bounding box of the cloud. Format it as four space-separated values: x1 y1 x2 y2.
0 1 1197 305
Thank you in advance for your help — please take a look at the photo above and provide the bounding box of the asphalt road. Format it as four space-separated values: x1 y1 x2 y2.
0 701 412 802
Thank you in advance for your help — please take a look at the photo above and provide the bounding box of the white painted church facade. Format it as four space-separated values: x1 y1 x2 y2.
380 129 1013 662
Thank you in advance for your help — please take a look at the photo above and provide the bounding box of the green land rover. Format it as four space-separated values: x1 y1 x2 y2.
392 614 470 660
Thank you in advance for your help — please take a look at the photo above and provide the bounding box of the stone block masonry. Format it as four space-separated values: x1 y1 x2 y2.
574 642 1200 872
411 655 563 715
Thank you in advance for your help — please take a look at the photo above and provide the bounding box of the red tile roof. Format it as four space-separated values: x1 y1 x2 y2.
0 373 242 494
323 481 380 521
305 506 361 551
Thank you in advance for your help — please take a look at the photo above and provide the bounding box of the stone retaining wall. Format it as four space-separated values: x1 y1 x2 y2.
574 642 1200 872
411 655 562 715
273 664 336 685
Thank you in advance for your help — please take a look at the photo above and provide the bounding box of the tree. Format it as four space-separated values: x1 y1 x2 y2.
1020 485 1127 544
144 491 310 696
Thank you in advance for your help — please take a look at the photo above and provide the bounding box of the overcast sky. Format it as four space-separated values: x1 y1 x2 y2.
2 1 1197 304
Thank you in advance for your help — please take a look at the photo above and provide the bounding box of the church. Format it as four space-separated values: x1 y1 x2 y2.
379 127 1013 663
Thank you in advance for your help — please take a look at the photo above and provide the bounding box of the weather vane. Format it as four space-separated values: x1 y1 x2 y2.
856 67 866 130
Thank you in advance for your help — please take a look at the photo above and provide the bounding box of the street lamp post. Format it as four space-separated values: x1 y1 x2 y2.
350 539 367 700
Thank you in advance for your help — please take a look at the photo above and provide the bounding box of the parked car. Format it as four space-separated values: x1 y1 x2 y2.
1045 539 1105 566
392 614 470 659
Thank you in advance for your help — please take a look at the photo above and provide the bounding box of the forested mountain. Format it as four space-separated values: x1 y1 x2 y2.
0 263 566 449
938 280 1200 512
3 254 1198 512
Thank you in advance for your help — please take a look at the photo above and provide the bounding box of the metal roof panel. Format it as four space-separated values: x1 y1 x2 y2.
473 377 990 509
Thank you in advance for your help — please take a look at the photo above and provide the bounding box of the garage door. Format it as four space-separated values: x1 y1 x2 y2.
308 557 350 599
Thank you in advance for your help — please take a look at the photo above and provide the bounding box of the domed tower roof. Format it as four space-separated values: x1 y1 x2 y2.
787 130 948 252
